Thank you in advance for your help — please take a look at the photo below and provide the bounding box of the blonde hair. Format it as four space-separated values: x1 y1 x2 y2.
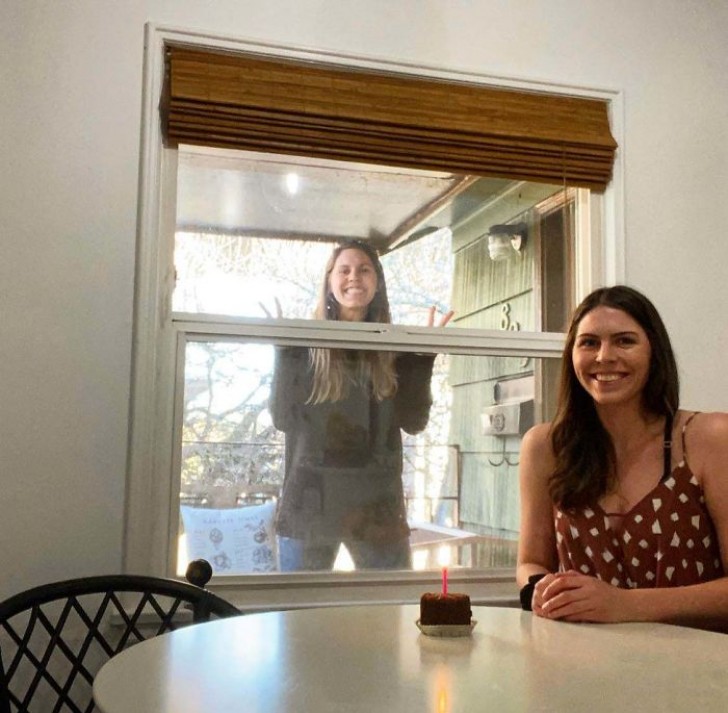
308 240 397 404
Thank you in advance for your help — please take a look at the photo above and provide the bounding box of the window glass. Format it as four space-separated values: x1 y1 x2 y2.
173 146 575 334
171 144 579 580
177 339 560 576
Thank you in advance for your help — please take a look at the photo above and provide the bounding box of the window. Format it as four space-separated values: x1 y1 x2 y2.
127 25 620 607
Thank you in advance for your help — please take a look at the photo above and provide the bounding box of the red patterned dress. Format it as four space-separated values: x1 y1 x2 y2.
554 414 724 588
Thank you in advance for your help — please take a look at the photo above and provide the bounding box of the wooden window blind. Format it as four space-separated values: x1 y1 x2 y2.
163 46 617 190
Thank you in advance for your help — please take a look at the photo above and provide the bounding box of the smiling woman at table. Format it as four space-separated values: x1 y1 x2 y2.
517 285 728 630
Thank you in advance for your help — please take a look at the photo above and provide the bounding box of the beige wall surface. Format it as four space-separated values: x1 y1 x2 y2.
2 0 727 599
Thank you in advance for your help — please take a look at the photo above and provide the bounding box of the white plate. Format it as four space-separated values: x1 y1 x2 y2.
416 619 477 637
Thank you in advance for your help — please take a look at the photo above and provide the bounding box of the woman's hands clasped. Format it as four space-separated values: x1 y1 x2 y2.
532 571 629 623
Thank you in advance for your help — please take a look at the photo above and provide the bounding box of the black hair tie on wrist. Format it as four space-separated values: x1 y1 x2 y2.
520 573 547 611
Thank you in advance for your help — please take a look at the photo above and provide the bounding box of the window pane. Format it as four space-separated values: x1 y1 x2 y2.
177 339 560 576
173 146 577 332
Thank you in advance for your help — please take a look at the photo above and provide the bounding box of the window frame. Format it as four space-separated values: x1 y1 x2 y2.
126 23 624 608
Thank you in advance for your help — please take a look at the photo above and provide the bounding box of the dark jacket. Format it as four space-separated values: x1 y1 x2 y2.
270 347 435 543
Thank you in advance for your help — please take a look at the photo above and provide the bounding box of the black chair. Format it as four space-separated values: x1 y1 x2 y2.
0 559 239 713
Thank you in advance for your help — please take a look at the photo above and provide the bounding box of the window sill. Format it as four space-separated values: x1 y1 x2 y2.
207 568 517 613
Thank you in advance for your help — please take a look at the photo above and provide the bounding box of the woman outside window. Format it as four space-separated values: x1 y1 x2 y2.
269 240 452 571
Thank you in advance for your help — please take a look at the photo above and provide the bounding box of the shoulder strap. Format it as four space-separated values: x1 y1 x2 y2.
662 413 673 480
680 411 700 468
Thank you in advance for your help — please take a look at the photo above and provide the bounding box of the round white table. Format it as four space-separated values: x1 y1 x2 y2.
93 604 728 713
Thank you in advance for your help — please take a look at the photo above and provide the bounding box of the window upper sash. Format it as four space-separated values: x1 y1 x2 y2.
162 46 617 191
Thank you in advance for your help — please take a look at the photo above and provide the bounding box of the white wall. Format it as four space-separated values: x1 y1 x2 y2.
2 0 727 599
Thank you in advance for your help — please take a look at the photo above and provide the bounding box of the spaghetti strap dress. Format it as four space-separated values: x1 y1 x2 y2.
554 413 724 588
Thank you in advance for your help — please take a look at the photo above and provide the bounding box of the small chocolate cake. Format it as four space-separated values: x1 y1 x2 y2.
419 592 472 626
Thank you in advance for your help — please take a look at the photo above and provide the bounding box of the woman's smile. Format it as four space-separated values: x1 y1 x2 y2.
592 372 627 383
328 248 378 321
572 306 652 407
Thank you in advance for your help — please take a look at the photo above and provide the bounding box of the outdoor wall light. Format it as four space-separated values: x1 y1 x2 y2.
487 222 528 261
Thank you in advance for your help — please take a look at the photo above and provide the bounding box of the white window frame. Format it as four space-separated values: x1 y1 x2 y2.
125 22 624 609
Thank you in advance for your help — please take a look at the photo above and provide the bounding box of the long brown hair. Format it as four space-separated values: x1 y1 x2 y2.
549 285 680 509
308 240 397 404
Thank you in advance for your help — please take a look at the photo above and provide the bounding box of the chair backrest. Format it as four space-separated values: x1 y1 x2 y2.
0 560 239 713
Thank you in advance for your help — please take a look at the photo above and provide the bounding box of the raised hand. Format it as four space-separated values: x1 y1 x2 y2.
427 305 454 328
259 297 283 319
